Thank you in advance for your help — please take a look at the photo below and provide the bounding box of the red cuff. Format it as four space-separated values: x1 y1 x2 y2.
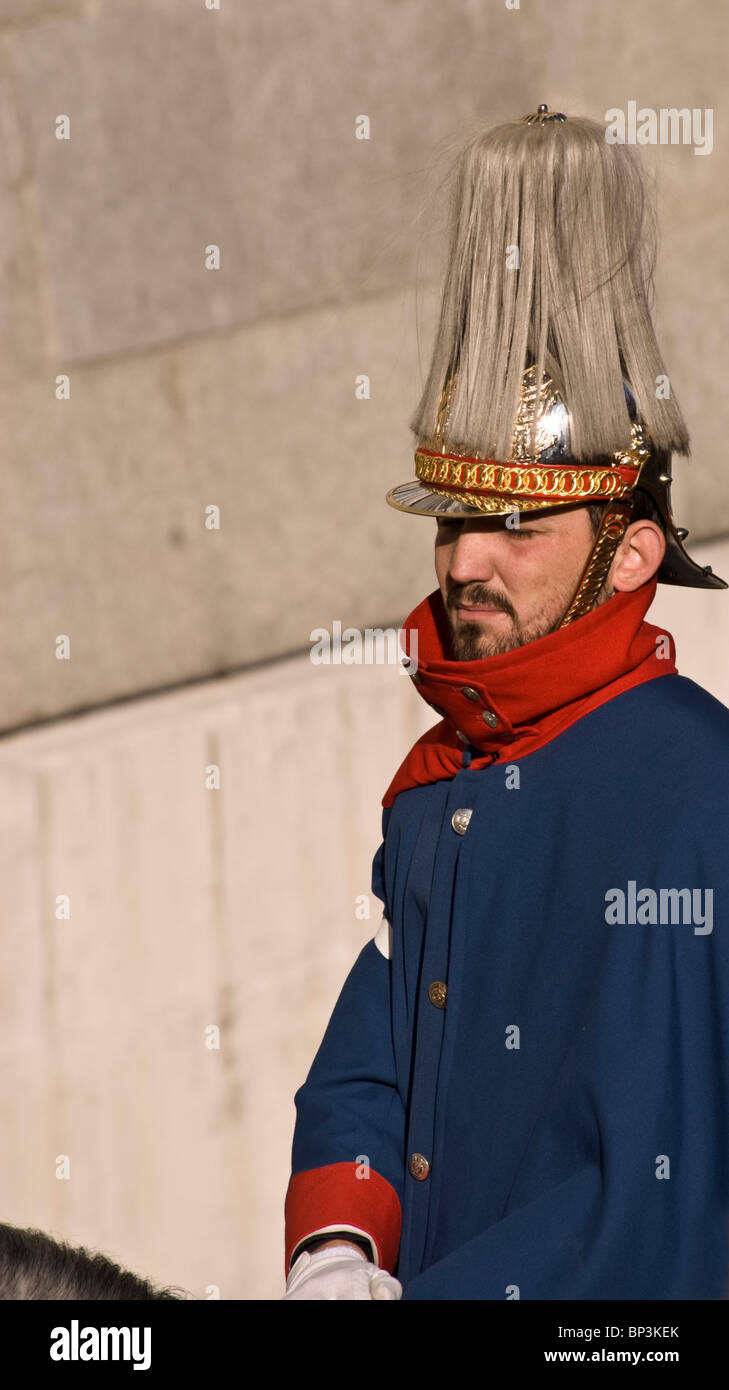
285 1162 402 1275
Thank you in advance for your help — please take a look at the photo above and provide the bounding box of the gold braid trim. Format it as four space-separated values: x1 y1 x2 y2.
415 434 648 501
559 500 635 626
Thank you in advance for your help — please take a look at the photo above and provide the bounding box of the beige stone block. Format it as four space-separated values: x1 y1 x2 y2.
0 768 45 1053
7 0 543 360
0 357 213 730
0 292 436 731
216 655 428 985
212 0 543 323
8 4 253 359
0 644 434 1298
171 292 440 661
0 1 73 20
0 40 48 383
38 727 218 1041
0 1007 233 1299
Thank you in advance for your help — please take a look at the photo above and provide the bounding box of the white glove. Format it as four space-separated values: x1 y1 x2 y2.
283 1243 403 1301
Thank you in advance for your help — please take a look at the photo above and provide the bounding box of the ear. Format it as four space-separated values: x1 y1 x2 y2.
609 520 666 592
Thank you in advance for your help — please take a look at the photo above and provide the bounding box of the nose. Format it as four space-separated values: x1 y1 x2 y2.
447 522 500 584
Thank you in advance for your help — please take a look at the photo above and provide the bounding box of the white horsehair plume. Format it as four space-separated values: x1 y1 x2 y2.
410 112 690 463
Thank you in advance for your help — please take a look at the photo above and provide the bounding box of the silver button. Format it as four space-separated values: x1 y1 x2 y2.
482 709 499 728
461 686 480 702
455 730 469 744
451 808 473 835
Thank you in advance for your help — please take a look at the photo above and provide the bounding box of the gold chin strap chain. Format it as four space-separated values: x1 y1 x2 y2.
559 498 635 627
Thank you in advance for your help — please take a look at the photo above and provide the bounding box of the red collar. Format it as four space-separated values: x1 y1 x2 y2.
383 578 676 807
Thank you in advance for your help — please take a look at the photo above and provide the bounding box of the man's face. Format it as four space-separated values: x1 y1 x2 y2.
434 505 605 660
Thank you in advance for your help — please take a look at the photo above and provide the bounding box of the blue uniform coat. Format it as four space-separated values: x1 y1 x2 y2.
287 589 729 1299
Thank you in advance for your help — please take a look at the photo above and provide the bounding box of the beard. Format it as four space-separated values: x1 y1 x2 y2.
446 578 615 660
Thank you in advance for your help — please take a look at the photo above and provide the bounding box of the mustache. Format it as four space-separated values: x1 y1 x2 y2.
447 583 516 622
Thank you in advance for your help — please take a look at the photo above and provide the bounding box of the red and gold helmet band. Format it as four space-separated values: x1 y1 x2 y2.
414 424 650 511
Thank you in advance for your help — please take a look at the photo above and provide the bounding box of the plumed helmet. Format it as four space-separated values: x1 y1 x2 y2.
386 105 726 623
